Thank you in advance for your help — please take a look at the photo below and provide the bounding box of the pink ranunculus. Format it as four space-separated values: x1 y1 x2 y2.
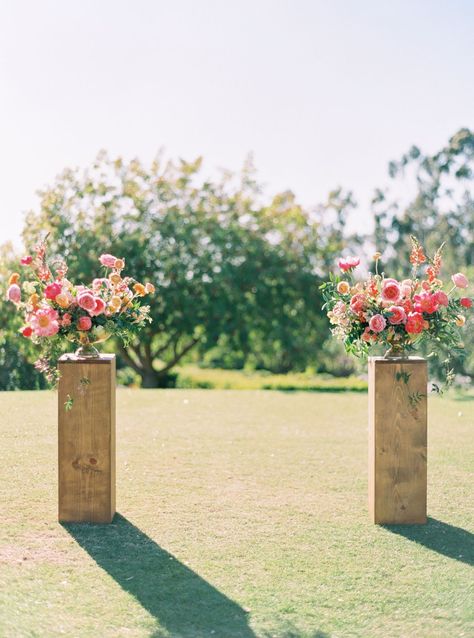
387 305 407 325
20 255 33 266
77 316 92 331
452 273 468 288
61 313 72 327
89 297 106 316
7 284 21 303
381 279 402 304
77 290 97 312
460 297 472 309
44 282 62 300
434 291 449 307
405 312 425 334
99 254 118 268
413 292 439 314
30 306 60 337
350 293 366 314
338 256 360 272
92 278 110 289
368 314 386 333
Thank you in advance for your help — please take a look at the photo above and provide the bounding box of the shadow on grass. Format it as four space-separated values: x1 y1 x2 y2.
384 517 474 566
63 514 256 638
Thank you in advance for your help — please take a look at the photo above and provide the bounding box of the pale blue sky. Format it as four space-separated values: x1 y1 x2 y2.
1 0 473 247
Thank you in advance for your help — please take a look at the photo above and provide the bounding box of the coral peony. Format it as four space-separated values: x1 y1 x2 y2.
381 279 402 304
350 293 366 314
30 307 59 337
77 316 92 331
452 273 468 288
369 314 386 333
7 284 21 303
434 291 449 307
413 292 439 314
89 297 107 316
460 297 472 309
99 254 118 268
387 305 407 325
405 312 424 334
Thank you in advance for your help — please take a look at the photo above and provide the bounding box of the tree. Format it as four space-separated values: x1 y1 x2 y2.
22 152 329 386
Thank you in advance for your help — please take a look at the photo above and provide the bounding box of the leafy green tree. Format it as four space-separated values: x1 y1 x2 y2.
22 152 329 385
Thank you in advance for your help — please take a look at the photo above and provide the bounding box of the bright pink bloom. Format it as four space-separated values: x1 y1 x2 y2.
369 314 386 333
381 279 402 304
387 305 407 325
77 316 92 331
401 279 412 298
44 282 62 300
89 297 106 316
77 291 96 312
30 307 59 337
405 312 425 334
413 292 439 314
350 293 366 314
99 254 118 268
20 256 33 265
434 291 449 307
22 326 33 337
338 256 360 272
452 273 468 288
460 297 472 309
7 284 21 303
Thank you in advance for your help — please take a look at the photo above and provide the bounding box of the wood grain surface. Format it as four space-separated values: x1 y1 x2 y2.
58 354 116 523
368 357 427 524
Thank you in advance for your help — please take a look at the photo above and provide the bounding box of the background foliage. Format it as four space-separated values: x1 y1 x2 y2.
1 128 473 389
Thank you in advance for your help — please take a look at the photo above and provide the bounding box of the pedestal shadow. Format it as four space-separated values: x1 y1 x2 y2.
383 517 474 566
63 514 255 637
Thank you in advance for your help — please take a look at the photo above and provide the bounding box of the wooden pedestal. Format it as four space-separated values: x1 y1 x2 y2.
58 354 116 523
368 357 427 525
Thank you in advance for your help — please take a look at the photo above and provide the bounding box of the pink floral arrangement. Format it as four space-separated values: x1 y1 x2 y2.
321 237 471 369
6 238 154 383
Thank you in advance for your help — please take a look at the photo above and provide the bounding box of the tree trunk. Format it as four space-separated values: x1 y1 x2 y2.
140 367 161 388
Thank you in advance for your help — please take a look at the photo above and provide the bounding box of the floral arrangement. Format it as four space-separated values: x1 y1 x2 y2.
6 237 154 384
320 237 471 383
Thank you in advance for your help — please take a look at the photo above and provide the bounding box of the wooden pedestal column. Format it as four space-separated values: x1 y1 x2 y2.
368 356 427 525
58 354 116 523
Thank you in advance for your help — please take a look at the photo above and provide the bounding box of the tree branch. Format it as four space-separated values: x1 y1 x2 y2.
157 336 201 375
119 344 143 374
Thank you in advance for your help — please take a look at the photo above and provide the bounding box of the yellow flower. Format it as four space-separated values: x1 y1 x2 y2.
109 295 122 309
55 293 70 308
109 273 122 286
456 315 466 327
145 282 155 294
337 281 350 294
133 283 146 296
29 293 40 309
8 273 20 286
114 258 125 271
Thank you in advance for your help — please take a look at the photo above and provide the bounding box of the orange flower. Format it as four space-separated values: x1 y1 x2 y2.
29 293 40 309
109 273 122 286
455 315 466 327
8 273 20 286
55 293 71 309
114 258 125 271
133 283 146 296
109 295 122 309
337 281 350 294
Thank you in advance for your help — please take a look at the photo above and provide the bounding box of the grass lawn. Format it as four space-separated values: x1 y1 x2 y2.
0 390 473 638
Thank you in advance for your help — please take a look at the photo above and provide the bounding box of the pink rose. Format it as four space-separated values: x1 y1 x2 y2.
92 278 110 289
387 305 407 325
452 273 468 288
7 284 21 303
381 279 402 304
77 316 92 331
99 254 118 268
44 282 62 300
405 312 424 334
77 291 96 312
460 297 472 309
338 256 360 272
89 297 106 316
20 256 33 266
369 314 386 333
350 293 366 314
434 291 449 307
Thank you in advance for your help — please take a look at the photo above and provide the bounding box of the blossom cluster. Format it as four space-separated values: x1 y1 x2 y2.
6 239 154 381
321 238 471 358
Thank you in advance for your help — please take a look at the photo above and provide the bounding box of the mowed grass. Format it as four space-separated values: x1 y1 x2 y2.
0 390 473 638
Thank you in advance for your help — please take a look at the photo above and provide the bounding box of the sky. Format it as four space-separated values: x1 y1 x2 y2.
0 0 473 248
